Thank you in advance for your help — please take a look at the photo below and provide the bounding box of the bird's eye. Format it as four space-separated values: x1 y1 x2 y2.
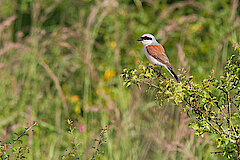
142 37 148 40
143 36 152 40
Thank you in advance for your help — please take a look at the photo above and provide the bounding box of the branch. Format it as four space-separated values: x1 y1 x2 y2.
67 120 80 160
0 122 38 157
63 147 76 160
92 125 108 160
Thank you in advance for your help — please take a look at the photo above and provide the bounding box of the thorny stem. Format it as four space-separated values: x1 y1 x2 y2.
205 118 221 135
92 126 108 160
68 122 80 160
218 87 237 137
64 147 76 160
225 90 236 139
0 122 38 157
144 81 160 89
17 147 24 159
92 135 103 160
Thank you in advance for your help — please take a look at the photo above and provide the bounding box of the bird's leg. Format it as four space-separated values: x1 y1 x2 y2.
151 64 158 73
146 65 151 72
157 66 163 77
159 66 162 73
156 66 167 80
147 64 155 72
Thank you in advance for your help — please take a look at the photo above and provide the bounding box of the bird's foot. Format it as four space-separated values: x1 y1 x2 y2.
147 65 156 72
159 66 162 72
156 66 163 77
157 71 163 77
157 70 167 80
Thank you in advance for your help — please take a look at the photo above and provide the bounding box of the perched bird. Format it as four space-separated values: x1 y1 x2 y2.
137 34 179 82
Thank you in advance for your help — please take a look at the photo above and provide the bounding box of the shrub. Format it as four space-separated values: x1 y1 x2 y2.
121 45 240 159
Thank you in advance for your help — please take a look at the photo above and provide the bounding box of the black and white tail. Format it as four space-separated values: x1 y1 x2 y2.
166 66 180 82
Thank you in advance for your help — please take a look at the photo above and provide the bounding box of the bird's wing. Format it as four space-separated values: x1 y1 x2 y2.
146 45 172 69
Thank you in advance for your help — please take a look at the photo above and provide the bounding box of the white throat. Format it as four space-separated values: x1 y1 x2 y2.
142 40 152 46
142 40 159 46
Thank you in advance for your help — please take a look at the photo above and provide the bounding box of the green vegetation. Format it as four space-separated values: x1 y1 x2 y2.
122 53 240 159
0 0 239 159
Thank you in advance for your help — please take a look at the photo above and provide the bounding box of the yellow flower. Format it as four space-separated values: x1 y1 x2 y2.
191 24 203 32
110 41 117 49
74 105 81 114
104 70 116 81
96 89 101 95
70 95 79 103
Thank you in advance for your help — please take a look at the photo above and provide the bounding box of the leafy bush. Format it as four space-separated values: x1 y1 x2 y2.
121 46 240 159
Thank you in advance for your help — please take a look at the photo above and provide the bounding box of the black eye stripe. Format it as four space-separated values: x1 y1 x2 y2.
142 36 152 40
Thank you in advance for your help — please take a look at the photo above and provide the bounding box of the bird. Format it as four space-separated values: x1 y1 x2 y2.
137 34 179 82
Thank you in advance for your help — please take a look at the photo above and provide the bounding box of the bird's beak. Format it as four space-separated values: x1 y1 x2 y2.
137 37 143 41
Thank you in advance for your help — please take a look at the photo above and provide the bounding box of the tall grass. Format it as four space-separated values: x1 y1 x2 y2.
0 0 239 159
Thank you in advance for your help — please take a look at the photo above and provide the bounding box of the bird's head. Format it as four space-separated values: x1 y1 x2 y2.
137 34 157 46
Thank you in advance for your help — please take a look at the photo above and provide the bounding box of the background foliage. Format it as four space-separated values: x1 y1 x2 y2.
0 0 239 159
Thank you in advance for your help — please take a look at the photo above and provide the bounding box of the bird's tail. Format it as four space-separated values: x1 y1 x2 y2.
166 66 180 82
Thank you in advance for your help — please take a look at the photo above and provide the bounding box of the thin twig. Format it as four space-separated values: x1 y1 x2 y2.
0 122 38 157
70 126 80 159
211 150 236 154
63 147 76 160
92 125 108 160
67 120 80 160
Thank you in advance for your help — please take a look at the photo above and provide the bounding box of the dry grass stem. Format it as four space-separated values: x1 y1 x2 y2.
40 60 68 113
176 44 188 67
0 16 17 33
0 43 25 57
